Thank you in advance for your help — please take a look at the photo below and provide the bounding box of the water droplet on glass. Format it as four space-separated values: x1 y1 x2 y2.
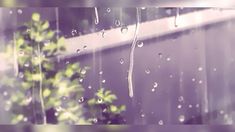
88 85 92 89
24 63 30 67
78 97 84 103
76 49 81 53
145 69 150 74
121 26 128 34
198 80 203 84
177 105 182 109
101 29 105 38
192 78 196 82
166 9 172 15
3 91 8 96
166 57 171 61
189 105 193 108
83 45 87 50
93 118 98 123
158 53 163 58
99 71 103 75
158 120 164 125
17 9 22 14
80 69 87 75
23 117 28 122
153 82 158 88
140 113 145 118
178 96 184 102
178 115 185 122
137 41 144 48
18 72 24 78
151 88 156 92
106 8 111 13
94 19 99 25
120 58 124 64
71 29 77 36
198 67 203 71
97 98 103 103
114 19 121 26
102 79 106 83
220 110 224 114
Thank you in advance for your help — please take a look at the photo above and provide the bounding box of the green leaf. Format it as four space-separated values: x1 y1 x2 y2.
42 21 49 30
43 88 51 97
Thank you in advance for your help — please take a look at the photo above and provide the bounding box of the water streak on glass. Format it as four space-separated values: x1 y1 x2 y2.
127 8 141 98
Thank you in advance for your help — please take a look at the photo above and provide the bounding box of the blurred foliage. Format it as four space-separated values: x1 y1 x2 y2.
87 88 126 124
0 12 126 124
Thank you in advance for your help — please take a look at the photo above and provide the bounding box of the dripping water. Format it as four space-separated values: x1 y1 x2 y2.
94 7 99 25
127 8 141 98
174 8 180 27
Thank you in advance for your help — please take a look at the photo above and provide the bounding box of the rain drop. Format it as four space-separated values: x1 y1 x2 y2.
106 8 111 13
78 97 84 103
9 10 13 14
192 78 196 82
76 49 81 53
177 105 182 109
140 113 145 118
145 69 150 74
158 120 164 125
71 29 77 36
178 96 184 102
88 85 92 89
80 69 87 75
93 118 98 123
3 91 8 96
178 115 185 123
213 68 217 71
18 72 24 78
151 88 156 92
169 74 173 78
114 19 121 26
120 58 124 64
189 105 193 108
97 98 103 103
102 79 106 83
99 71 103 75
158 53 163 59
17 9 22 14
137 41 144 48
153 82 158 88
196 104 200 108
23 117 28 122
54 112 59 116
79 78 83 83
166 57 171 61
198 67 203 71
198 80 203 84
121 26 128 34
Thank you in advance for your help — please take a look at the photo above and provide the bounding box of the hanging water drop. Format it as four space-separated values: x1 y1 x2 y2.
137 41 144 48
83 45 87 50
120 58 124 64
88 85 92 89
102 79 106 83
151 88 156 92
140 113 145 118
76 49 81 53
121 25 128 34
189 104 193 108
79 78 83 83
178 115 185 122
192 78 196 82
198 80 203 84
99 71 103 75
94 7 99 25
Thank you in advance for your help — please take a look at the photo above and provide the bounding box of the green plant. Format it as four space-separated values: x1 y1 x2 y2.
0 12 126 124
87 88 126 124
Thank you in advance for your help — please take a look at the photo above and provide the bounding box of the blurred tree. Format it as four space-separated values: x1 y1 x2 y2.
0 12 126 124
